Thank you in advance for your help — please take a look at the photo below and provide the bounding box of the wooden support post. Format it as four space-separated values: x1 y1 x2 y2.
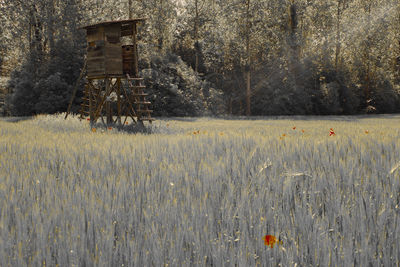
121 79 138 119
92 78 119 123
128 0 132 19
106 101 112 124
116 78 122 127
106 78 113 124
65 60 86 119
132 23 139 77
89 80 94 122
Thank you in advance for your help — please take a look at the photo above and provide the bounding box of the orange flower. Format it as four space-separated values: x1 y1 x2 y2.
282 134 286 137
197 130 200 134
166 123 169 127
292 126 296 130
108 127 112 130
365 130 369 134
219 132 224 136
92 128 96 132
301 129 305 133
193 131 197 135
125 122 129 125
329 128 335 136
263 235 281 248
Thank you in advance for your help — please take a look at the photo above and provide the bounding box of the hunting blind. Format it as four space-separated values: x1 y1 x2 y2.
65 19 153 126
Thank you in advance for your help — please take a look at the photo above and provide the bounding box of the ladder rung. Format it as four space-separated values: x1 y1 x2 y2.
135 101 151 105
137 110 153 113
131 86 146 89
81 104 90 107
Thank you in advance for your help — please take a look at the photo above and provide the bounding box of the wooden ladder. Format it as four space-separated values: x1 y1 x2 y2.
79 82 100 119
126 74 153 122
79 85 90 119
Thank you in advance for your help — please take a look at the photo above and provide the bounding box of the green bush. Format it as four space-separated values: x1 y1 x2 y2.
141 53 223 117
8 38 84 116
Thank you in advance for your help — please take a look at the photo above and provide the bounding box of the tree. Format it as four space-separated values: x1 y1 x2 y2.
244 0 252 116
175 0 212 73
5 0 85 115
140 0 177 54
1 0 400 116
210 0 268 115
339 0 400 112
334 0 349 71
0 17 4 76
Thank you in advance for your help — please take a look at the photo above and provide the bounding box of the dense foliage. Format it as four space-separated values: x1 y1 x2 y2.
140 53 223 116
1 0 399 116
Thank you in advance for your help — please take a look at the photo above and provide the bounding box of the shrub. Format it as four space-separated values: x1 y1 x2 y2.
140 53 224 117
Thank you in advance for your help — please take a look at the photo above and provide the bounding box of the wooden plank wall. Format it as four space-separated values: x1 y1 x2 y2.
87 27 104 43
87 41 106 77
86 24 123 77
105 44 123 76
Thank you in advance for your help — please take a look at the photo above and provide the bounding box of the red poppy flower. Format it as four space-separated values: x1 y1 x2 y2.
263 235 280 248
292 126 296 130
329 128 335 136
87 118 90 121
108 127 112 130
301 129 305 133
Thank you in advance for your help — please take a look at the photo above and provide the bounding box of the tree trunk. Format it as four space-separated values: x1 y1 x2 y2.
129 0 132 19
47 0 55 55
245 0 251 116
364 2 372 101
30 4 43 54
29 10 33 53
395 5 400 84
229 96 233 115
246 69 251 116
288 0 299 69
194 0 199 73
335 0 343 71
157 0 164 51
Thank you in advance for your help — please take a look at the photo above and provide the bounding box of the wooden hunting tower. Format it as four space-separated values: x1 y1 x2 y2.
66 19 153 126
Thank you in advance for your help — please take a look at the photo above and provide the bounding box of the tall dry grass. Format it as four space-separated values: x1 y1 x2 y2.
0 114 399 266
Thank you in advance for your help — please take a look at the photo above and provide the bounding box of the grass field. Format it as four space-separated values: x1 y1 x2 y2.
0 114 399 266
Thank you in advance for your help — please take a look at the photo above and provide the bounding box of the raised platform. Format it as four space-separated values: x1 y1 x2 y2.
79 75 153 126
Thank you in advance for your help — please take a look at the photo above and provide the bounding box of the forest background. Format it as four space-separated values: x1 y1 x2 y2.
0 0 400 117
